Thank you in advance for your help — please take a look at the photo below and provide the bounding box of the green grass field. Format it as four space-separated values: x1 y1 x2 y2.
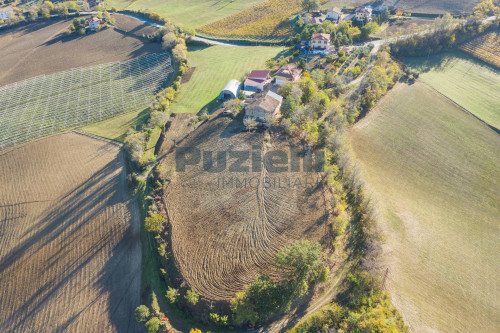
104 0 266 29
405 50 500 130
350 82 500 333
170 45 285 114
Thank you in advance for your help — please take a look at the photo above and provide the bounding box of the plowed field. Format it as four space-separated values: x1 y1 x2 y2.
0 132 141 332
164 115 331 300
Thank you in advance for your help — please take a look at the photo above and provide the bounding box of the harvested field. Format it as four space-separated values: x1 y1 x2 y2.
460 31 500 69
0 132 141 332
384 0 481 15
350 82 500 332
163 114 331 300
0 14 161 86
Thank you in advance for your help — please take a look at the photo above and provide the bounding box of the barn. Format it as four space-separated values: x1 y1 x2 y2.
218 79 241 100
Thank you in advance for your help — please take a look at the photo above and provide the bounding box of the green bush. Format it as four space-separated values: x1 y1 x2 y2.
134 305 150 322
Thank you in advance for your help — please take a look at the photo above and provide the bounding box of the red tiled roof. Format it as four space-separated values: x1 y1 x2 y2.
248 70 270 80
88 17 100 22
311 33 330 41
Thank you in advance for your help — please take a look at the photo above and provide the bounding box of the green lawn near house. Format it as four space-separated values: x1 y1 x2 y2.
170 45 285 114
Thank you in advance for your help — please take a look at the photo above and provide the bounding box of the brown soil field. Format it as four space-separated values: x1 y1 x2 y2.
0 132 141 332
163 114 332 300
384 0 481 15
0 14 161 86
156 113 196 158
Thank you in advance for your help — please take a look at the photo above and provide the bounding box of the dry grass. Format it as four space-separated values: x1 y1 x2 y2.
384 0 481 14
0 132 141 332
0 15 162 86
163 115 332 300
350 82 500 332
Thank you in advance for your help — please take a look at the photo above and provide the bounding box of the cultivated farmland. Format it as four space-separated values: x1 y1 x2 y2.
198 0 306 38
0 132 141 332
170 45 284 114
0 53 173 150
383 0 482 14
350 82 500 333
460 31 500 69
0 14 162 86
163 115 331 300
405 50 500 130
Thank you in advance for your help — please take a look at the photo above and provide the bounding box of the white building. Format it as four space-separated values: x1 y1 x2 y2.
218 79 241 100
326 7 342 22
355 6 372 21
310 33 331 50
244 70 271 93
88 17 101 30
0 7 13 20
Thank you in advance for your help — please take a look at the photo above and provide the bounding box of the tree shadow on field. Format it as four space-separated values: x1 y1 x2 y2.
0 148 141 332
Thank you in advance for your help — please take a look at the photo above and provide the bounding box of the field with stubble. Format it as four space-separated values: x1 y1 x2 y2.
163 114 332 301
0 132 141 332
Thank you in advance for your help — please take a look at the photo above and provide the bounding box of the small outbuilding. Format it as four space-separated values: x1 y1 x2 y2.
244 70 271 93
326 7 342 22
88 17 101 30
218 79 241 100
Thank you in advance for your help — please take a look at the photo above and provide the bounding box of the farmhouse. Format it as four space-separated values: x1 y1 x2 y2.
310 33 331 50
326 7 342 22
87 17 101 30
355 6 372 21
274 64 303 85
218 79 241 100
0 7 12 19
244 70 271 93
244 90 283 126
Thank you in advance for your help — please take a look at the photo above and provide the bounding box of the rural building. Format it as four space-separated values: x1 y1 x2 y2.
244 70 271 93
274 64 303 85
87 17 101 30
218 79 241 100
326 7 342 22
355 6 373 21
310 33 331 50
244 91 283 126
304 17 323 25
0 7 12 19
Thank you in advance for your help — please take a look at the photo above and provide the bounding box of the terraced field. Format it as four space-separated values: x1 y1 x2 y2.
0 132 141 332
164 115 331 300
0 53 173 150
350 82 500 333
460 31 500 68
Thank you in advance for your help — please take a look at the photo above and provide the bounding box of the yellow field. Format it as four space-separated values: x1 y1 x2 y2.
460 31 500 68
198 0 302 37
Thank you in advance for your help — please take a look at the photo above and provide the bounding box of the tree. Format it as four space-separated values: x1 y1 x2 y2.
145 317 161 333
230 291 259 324
135 305 150 322
165 287 180 304
151 291 160 315
149 111 170 129
162 32 177 50
274 240 322 282
360 21 380 40
302 0 320 12
281 95 300 119
189 329 202 333
44 1 54 11
243 117 258 131
222 98 243 116
145 213 164 234
184 289 199 305
172 43 187 63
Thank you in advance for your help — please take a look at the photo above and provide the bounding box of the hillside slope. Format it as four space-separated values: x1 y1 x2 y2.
350 82 500 332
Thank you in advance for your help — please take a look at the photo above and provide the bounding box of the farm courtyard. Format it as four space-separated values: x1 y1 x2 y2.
0 133 141 332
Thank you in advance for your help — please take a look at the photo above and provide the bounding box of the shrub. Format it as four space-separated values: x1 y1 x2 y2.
145 317 161 333
184 289 199 305
166 287 180 304
145 213 165 234
135 305 150 322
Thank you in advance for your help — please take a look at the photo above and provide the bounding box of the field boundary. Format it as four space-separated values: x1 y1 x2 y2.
421 80 500 133
72 129 124 147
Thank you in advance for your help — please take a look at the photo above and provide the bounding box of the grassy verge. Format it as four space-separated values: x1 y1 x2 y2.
169 45 286 114
405 50 500 129
349 82 500 332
